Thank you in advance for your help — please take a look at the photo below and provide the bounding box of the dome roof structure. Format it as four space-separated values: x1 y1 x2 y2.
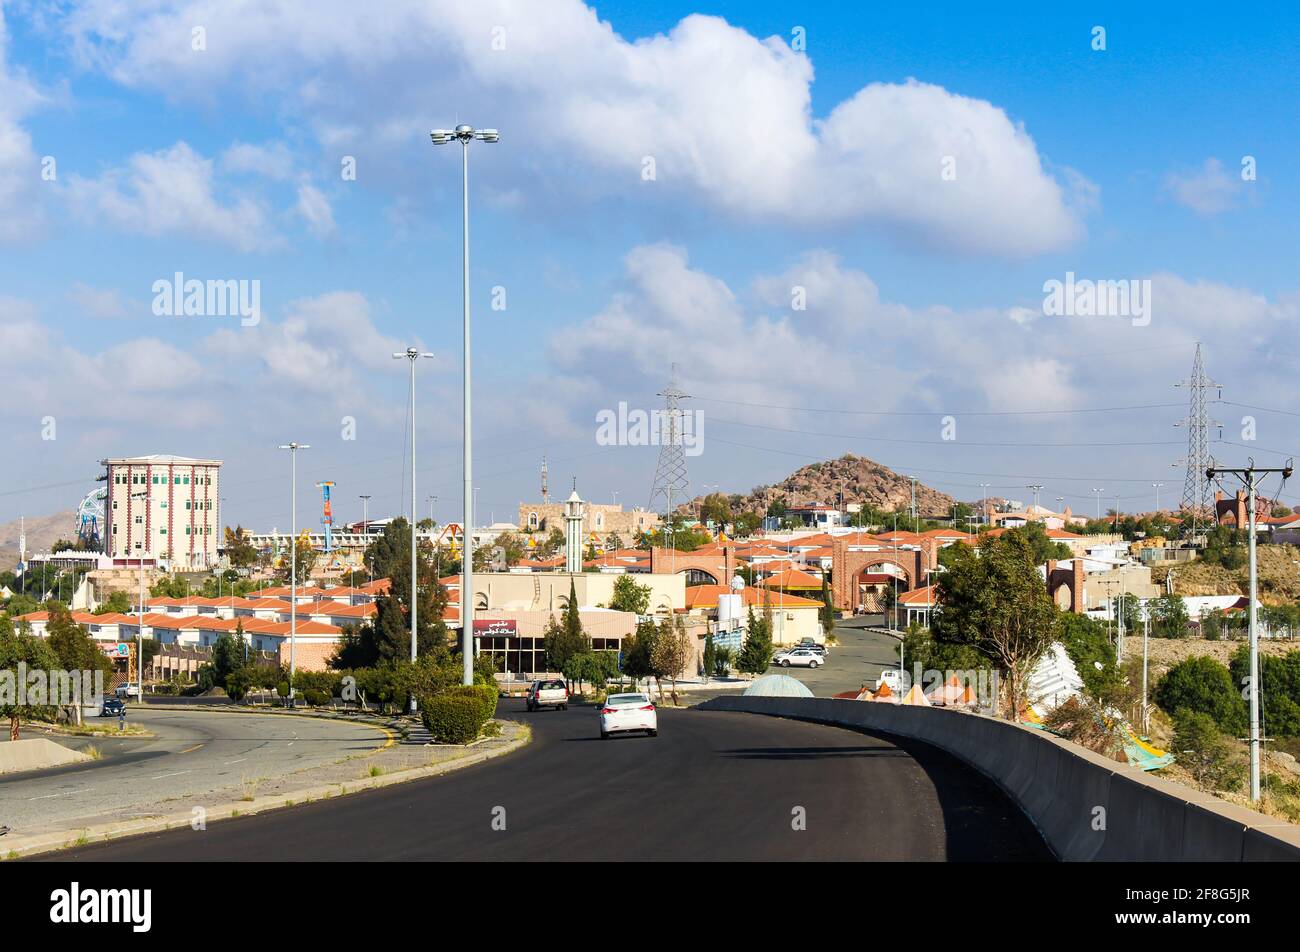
742 674 814 698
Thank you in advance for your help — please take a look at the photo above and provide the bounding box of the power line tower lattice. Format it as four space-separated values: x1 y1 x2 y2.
648 365 691 547
1174 342 1222 536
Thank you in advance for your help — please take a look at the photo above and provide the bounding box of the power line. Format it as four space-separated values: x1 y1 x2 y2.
693 396 1185 418
708 416 1184 448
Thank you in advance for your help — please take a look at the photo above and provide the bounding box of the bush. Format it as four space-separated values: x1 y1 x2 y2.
225 667 255 702
1173 708 1246 792
1155 656 1247 735
276 680 290 699
420 695 488 745
443 684 498 722
302 688 330 707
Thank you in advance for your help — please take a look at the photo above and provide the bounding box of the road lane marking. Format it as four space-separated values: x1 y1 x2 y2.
30 789 90 800
178 744 205 754
224 758 247 765
150 770 191 780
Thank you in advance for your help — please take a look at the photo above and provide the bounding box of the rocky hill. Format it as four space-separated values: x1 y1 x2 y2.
0 511 77 571
690 454 955 517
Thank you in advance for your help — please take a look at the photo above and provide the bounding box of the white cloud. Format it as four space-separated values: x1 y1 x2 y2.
221 141 297 181
295 182 335 238
57 1 1088 256
66 141 279 251
0 6 48 242
1165 158 1243 216
67 282 131 319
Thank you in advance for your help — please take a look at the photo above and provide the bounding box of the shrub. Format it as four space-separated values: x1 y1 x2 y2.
443 683 498 722
1155 656 1247 735
225 667 255 702
276 681 290 699
1173 708 1246 792
302 688 330 707
420 695 488 745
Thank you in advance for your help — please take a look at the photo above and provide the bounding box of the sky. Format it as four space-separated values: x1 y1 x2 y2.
3 0 1300 536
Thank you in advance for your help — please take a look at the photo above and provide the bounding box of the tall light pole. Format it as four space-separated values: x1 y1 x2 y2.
1092 487 1105 522
427 494 438 526
1207 460 1294 802
1152 482 1164 513
359 494 372 582
395 348 434 709
278 442 309 705
979 483 991 525
432 123 498 685
130 488 150 703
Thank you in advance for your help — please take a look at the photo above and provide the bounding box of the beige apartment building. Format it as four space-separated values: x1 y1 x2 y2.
103 455 222 570
518 501 661 541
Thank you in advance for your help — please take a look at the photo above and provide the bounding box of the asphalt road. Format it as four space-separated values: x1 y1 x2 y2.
775 617 902 697
1 707 386 836
45 699 1050 861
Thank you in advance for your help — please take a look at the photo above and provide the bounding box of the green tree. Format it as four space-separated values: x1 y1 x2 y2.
933 531 1057 718
1173 708 1246 791
609 574 651 615
702 633 717 681
223 525 259 568
736 606 774 675
349 518 450 666
1149 592 1190 639
93 590 131 615
619 618 659 685
650 613 694 702
544 580 590 671
819 575 836 635
276 535 318 584
1229 646 1300 738
45 603 113 679
0 616 61 739
1054 612 1123 704
1155 656 1247 735
699 493 732 527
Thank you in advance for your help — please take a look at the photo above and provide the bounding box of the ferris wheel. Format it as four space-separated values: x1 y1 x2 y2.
76 486 108 550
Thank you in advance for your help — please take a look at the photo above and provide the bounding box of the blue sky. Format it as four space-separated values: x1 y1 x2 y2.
3 0 1300 535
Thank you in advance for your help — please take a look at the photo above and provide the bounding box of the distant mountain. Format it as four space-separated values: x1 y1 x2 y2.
0 511 78 570
689 454 956 518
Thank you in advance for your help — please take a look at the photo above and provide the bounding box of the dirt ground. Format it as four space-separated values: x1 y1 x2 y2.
1121 635 1298 676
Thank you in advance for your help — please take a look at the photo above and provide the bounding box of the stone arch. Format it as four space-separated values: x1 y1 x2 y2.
683 567 719 587
831 540 925 611
1045 559 1085 614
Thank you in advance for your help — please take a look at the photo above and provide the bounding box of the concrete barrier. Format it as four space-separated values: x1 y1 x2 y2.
0 737 92 775
698 694 1300 862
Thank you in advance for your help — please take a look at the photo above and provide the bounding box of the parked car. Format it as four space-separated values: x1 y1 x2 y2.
115 682 141 699
795 640 827 657
774 648 823 668
526 679 569 711
101 697 126 717
599 693 658 739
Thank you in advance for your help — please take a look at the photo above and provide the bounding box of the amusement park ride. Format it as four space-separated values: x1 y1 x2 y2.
75 486 108 550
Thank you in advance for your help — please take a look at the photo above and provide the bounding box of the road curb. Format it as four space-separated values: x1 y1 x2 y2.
1 722 530 860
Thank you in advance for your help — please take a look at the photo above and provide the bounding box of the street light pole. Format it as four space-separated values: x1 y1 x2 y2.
1207 460 1294 803
431 123 498 687
130 488 150 703
277 442 310 705
395 348 434 710
1092 487 1104 522
359 494 372 581
1152 482 1164 513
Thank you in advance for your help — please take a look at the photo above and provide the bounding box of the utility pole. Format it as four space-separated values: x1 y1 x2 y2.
277 442 310 705
1092 487 1105 522
1152 482 1164 513
1026 484 1043 513
359 495 372 582
1142 612 1151 736
1175 343 1222 536
394 347 434 708
1207 459 1293 803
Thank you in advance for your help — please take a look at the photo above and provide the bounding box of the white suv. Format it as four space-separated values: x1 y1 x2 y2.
774 648 823 668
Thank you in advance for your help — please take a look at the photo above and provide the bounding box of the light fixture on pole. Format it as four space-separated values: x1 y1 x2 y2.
1091 487 1105 522
432 124 498 686
979 483 991 524
359 494 372 581
277 442 310 706
1152 482 1164 513
394 347 434 710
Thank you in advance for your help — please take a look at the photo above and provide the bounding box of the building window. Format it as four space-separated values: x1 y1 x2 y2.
160 528 167 535
183 476 190 484
185 501 191 510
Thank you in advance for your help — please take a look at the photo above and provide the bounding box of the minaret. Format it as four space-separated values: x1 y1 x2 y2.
564 483 585 574
541 455 549 505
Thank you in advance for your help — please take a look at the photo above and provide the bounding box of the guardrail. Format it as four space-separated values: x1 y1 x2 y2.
697 695 1300 862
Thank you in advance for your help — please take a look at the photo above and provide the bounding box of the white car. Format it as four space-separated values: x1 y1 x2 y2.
774 648 823 668
599 693 658 739
115 682 141 699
